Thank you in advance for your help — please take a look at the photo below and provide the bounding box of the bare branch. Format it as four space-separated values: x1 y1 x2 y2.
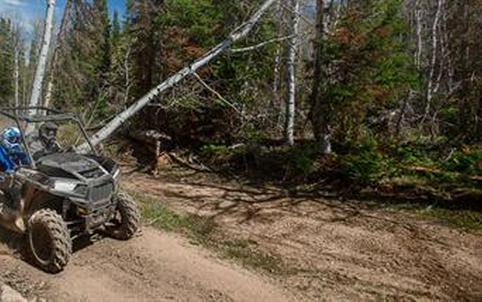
230 35 295 53
192 72 240 114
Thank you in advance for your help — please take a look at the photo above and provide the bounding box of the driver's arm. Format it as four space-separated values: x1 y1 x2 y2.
0 147 15 173
10 146 31 167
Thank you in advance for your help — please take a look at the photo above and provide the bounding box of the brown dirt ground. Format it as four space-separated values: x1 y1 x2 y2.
122 170 482 301
0 227 292 301
0 167 481 302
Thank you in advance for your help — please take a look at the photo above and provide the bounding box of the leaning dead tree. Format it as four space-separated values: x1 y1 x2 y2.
29 0 56 114
79 0 279 150
44 0 72 108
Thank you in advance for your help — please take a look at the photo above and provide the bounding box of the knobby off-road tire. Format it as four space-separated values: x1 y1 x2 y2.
107 192 140 240
28 209 72 274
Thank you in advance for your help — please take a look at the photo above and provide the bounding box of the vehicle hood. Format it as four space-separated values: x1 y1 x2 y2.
36 152 108 179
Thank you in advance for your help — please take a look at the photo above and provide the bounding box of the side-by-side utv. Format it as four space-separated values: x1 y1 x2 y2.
0 107 140 273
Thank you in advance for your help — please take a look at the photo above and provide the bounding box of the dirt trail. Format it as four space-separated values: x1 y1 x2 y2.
1 169 482 301
0 228 293 301
123 172 482 301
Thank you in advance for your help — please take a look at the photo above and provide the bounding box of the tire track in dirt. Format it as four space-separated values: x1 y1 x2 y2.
123 172 482 301
0 227 293 302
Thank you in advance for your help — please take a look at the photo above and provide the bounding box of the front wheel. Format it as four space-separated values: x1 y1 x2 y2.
106 192 140 240
27 209 72 274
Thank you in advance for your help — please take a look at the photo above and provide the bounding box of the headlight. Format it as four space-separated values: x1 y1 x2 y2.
53 180 77 192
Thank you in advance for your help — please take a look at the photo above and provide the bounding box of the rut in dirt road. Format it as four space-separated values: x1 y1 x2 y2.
0 227 293 302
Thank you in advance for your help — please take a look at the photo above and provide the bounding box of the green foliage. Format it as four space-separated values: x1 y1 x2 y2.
395 144 482 178
320 0 419 144
219 239 284 274
443 147 482 176
417 206 482 231
0 18 15 105
111 10 121 45
200 144 231 156
396 145 439 167
98 0 112 78
290 152 316 176
285 145 319 176
54 0 113 113
341 140 399 186
158 0 224 46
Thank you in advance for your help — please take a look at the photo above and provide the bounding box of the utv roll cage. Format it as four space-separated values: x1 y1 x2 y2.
0 107 97 168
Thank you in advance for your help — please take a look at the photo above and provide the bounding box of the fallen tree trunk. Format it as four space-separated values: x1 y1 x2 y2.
79 0 278 151
408 166 482 182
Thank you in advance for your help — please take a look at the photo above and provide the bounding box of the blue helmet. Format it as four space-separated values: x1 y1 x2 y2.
2 127 22 151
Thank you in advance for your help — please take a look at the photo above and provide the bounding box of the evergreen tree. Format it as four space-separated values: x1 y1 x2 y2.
97 0 112 80
126 0 164 97
112 10 121 46
317 0 417 144
0 18 15 105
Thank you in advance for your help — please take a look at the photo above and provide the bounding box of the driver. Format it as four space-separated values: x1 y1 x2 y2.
0 127 30 172
0 127 29 231
29 122 62 159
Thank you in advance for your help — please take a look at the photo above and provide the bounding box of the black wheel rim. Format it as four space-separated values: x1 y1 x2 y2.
30 223 53 265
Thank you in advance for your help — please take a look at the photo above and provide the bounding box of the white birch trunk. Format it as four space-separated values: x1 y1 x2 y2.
123 43 132 106
285 0 300 146
44 80 54 109
434 5 447 96
273 46 281 98
79 0 279 150
28 0 55 115
14 48 19 110
424 0 444 120
415 0 423 68
272 1 285 132
441 3 454 92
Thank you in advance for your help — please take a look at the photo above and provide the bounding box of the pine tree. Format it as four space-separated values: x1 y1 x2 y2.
0 18 15 105
315 0 417 145
112 10 121 46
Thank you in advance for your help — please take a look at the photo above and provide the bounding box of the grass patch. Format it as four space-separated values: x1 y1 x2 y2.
416 206 482 231
218 240 284 274
358 184 482 232
378 197 482 231
131 190 216 242
129 190 285 274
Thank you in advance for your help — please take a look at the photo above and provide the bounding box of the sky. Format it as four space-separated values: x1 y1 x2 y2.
0 0 126 35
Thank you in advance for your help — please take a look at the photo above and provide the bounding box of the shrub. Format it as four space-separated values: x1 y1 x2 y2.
443 147 482 176
341 141 399 186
